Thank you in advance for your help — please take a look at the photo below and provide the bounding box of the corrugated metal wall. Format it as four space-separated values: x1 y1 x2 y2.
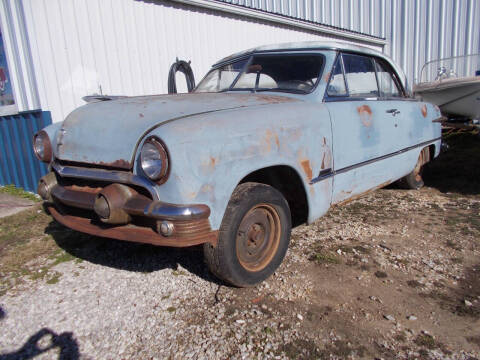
18 0 480 124
219 0 480 84
20 0 382 124
0 111 51 192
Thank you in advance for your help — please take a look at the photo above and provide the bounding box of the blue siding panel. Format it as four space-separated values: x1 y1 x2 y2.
0 111 52 192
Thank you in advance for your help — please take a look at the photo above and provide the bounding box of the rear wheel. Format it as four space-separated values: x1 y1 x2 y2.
203 182 291 287
399 148 430 190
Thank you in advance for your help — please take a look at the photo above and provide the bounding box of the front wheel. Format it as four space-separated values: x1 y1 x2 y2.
203 182 291 287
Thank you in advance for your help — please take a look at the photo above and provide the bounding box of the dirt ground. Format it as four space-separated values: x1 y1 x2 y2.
0 130 479 359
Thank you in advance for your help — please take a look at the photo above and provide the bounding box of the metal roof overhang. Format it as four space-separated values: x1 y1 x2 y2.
170 0 387 46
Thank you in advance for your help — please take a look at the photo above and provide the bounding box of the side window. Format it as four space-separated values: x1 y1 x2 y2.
375 59 403 97
342 54 379 97
327 56 347 96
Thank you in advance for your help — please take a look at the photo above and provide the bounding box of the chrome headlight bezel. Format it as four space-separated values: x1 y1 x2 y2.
140 137 169 183
33 130 53 163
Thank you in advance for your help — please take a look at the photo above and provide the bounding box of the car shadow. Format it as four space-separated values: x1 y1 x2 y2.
0 328 79 360
422 131 480 195
45 220 224 285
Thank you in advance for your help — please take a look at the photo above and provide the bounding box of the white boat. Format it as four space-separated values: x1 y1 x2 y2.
414 54 480 120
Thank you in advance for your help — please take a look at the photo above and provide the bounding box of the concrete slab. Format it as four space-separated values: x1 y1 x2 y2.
0 193 35 218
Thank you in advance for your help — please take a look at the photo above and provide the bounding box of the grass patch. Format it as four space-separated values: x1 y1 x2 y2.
0 207 83 295
0 184 40 202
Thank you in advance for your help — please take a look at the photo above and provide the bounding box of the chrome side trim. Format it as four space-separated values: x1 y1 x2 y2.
52 162 159 200
310 137 442 184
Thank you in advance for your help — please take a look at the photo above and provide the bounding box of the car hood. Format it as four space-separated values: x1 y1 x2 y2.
56 92 299 169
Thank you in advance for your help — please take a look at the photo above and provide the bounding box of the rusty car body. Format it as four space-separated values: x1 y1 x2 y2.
34 41 442 286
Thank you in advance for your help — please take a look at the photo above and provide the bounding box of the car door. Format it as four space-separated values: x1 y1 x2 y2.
325 52 409 204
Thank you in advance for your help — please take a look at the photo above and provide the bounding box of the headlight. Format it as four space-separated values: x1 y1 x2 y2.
33 130 53 163
140 137 169 182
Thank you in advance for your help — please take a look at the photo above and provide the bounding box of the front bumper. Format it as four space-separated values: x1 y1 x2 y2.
39 162 218 247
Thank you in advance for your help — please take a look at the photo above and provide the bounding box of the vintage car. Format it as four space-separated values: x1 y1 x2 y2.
33 41 442 286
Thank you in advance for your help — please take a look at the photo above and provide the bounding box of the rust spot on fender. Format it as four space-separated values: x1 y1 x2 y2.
209 157 216 168
357 105 373 127
421 104 428 118
262 130 280 153
300 159 313 182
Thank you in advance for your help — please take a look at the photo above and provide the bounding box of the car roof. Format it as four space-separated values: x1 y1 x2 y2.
212 41 410 93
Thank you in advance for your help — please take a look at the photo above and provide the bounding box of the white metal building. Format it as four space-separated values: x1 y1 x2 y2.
0 0 479 191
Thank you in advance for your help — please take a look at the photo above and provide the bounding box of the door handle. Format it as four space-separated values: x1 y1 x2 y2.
386 109 400 116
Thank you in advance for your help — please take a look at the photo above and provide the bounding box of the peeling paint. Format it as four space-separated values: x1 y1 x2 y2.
323 71 331 83
209 157 216 168
357 105 373 127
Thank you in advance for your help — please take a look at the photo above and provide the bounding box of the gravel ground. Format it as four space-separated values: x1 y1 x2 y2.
1 132 479 359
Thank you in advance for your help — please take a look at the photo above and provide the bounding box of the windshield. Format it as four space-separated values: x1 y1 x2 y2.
195 54 323 94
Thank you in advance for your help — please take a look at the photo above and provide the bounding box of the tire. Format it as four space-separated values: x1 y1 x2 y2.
399 148 429 190
203 182 291 287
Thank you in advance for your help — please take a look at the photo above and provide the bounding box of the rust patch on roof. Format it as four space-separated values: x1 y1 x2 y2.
357 105 373 127
300 159 313 182
421 104 428 118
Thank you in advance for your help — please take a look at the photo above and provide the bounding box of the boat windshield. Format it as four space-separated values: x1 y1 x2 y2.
419 53 480 83
195 54 324 94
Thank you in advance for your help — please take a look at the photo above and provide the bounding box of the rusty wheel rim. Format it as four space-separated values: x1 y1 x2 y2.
236 204 281 272
414 149 427 182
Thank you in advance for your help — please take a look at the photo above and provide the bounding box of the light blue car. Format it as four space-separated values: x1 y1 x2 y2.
33 42 443 286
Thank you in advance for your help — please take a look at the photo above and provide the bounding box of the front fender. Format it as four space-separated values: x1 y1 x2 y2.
39 122 63 160
133 102 333 230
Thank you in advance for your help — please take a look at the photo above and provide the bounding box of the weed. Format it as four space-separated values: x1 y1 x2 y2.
407 280 423 288
353 245 371 254
166 306 176 313
46 272 62 284
309 251 341 265
264 326 274 334
374 271 388 278
446 240 461 250
466 336 480 346
451 257 463 264
172 269 187 276
414 334 437 349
